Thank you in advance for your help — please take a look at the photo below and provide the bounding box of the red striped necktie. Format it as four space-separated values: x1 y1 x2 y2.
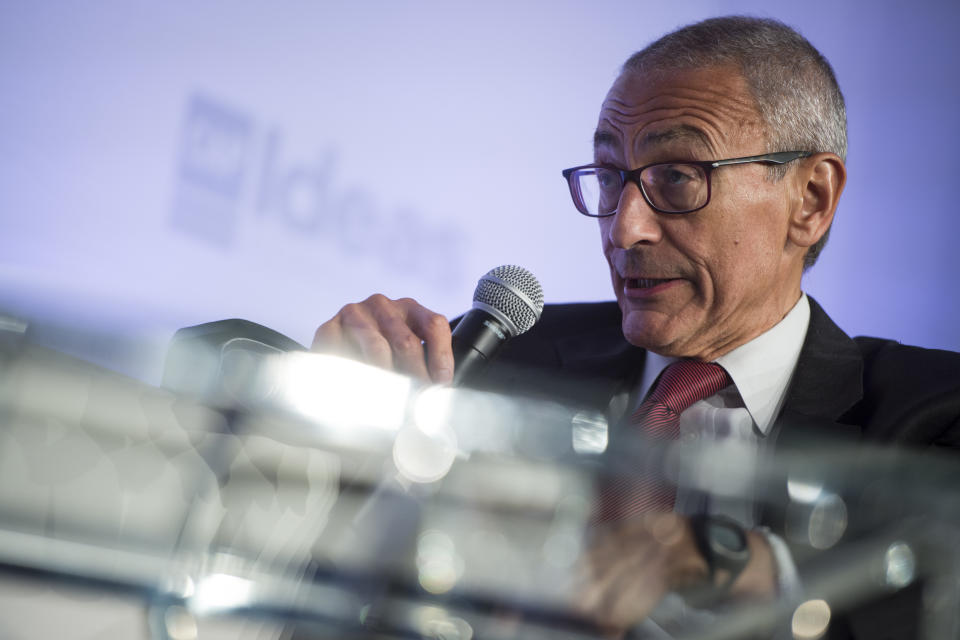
596 360 732 520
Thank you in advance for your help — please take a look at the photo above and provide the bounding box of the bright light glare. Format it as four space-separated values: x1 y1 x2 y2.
162 573 196 598
410 606 474 640
791 599 831 639
163 605 198 640
416 530 463 594
389 386 461 483
413 386 455 435
787 478 824 503
279 352 411 431
393 423 458 484
571 411 608 454
189 573 254 614
884 542 916 588
807 494 847 550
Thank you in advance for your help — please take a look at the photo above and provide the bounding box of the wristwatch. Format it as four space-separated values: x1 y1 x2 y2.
689 514 751 591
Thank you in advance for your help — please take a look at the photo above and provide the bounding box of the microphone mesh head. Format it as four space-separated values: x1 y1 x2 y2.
473 265 544 335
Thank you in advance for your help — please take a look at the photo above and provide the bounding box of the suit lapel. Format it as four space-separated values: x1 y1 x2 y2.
773 296 865 443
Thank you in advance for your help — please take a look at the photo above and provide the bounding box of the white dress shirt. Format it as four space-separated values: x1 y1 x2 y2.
634 293 810 523
634 294 810 625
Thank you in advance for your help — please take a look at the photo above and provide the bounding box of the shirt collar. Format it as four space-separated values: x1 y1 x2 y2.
715 294 810 435
639 350 674 401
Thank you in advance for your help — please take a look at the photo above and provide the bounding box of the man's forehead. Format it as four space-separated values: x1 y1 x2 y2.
593 124 711 153
593 67 759 160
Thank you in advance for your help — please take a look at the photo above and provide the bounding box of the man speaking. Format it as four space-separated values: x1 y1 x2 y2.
312 16 960 637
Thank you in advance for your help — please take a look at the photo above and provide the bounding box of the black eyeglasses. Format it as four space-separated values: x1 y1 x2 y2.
561 151 813 216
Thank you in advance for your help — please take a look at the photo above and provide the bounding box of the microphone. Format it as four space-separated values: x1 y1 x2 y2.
451 265 544 386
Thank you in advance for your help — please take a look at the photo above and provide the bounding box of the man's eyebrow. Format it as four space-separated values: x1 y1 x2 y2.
593 129 619 150
639 124 711 148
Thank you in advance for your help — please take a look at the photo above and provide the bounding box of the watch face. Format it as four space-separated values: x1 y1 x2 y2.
709 521 747 552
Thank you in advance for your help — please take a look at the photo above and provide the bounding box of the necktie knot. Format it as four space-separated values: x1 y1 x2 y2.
646 360 732 415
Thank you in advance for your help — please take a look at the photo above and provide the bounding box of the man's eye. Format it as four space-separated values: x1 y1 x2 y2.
596 170 621 189
661 165 698 184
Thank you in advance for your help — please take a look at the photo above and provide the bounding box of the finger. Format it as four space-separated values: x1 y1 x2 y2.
402 300 453 384
311 295 449 382
375 303 431 381
313 312 390 366
336 298 396 371
312 317 348 355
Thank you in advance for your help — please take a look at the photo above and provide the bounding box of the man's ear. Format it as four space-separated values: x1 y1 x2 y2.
788 153 846 250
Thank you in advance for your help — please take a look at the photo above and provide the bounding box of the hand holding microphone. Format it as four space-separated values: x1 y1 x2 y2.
312 294 456 383
312 265 544 385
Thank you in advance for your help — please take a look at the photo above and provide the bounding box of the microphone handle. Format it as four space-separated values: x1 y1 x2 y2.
450 309 511 386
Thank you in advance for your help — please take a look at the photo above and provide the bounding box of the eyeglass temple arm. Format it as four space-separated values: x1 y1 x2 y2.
711 151 813 168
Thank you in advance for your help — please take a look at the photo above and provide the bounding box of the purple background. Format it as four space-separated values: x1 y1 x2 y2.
1 1 957 380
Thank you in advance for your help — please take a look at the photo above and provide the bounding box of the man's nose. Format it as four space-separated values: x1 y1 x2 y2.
607 182 663 249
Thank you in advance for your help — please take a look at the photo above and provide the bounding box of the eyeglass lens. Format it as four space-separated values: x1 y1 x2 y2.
574 164 710 215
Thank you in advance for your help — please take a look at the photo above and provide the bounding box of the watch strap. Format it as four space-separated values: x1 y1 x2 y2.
690 514 751 592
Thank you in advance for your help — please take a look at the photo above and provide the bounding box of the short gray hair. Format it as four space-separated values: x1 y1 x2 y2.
623 16 847 268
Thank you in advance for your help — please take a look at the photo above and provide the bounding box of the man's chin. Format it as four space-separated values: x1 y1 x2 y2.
620 312 677 353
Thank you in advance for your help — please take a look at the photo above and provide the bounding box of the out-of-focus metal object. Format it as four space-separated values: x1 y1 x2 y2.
1 318 959 639
163 318 306 406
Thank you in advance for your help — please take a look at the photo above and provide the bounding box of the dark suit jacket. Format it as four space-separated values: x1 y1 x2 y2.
468 297 960 640
471 297 960 449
